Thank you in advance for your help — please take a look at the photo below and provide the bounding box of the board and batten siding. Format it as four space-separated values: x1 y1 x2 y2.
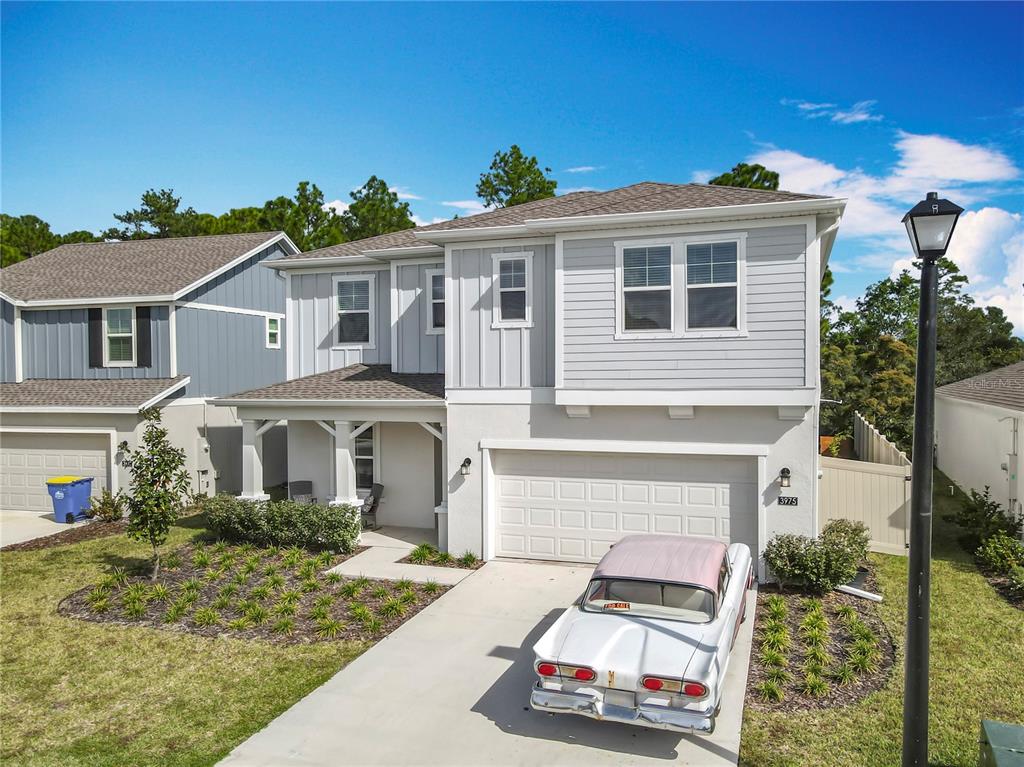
180 242 288 311
290 269 392 377
561 225 807 389
0 300 15 382
176 307 285 397
22 306 172 379
393 261 444 374
449 243 555 388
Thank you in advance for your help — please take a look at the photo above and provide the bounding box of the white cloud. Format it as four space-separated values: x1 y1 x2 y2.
690 169 714 184
781 98 881 124
323 199 349 215
565 166 599 174
833 294 858 312
442 199 489 216
389 186 422 201
560 186 600 194
973 230 1024 324
411 214 449 227
892 131 1018 184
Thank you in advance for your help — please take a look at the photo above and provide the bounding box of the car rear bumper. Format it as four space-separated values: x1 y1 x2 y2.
530 684 716 735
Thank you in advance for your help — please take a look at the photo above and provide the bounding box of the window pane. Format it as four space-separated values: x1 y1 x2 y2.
355 429 374 457
431 274 445 300
431 302 445 328
268 332 279 345
268 318 279 332
624 290 671 331
712 242 737 283
499 259 526 289
107 308 133 334
623 249 647 270
338 311 370 343
623 246 670 287
355 458 373 490
338 280 370 311
623 266 647 288
688 286 737 329
500 290 526 321
687 244 713 284
107 335 133 362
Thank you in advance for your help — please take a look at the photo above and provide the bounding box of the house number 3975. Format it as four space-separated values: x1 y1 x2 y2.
778 496 799 506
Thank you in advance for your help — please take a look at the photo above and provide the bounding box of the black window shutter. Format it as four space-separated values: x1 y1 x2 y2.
136 306 153 368
88 308 103 368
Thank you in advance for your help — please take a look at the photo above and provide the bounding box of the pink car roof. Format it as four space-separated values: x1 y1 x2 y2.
593 535 727 592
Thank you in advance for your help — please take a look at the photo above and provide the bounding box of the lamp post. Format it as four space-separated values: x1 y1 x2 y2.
901 192 962 767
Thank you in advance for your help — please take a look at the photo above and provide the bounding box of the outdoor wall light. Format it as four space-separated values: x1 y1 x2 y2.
779 467 791 488
460 457 472 476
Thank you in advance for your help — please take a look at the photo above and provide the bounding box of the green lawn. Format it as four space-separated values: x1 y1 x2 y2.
0 516 365 767
740 472 1024 766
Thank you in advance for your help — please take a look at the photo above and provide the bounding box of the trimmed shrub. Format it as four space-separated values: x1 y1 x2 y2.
205 495 360 553
764 528 862 594
1007 566 1024 597
975 532 1024 575
88 489 127 522
946 486 1023 548
820 519 870 564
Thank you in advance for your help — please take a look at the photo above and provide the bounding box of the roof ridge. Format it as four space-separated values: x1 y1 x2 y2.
50 230 283 248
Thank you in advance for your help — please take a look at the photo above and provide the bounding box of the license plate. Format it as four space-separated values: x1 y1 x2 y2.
604 690 636 708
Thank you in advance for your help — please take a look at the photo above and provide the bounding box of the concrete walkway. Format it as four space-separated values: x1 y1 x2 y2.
220 560 754 767
328 527 475 586
0 509 86 548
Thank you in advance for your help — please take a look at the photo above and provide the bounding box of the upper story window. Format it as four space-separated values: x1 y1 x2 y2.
335 274 376 348
266 316 281 349
622 245 672 332
103 307 136 366
686 242 738 330
492 252 533 329
425 268 445 334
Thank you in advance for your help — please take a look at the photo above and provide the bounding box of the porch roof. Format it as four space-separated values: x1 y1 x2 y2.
0 376 191 413
215 364 445 406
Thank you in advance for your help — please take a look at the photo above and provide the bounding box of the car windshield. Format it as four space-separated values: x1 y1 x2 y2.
581 578 715 623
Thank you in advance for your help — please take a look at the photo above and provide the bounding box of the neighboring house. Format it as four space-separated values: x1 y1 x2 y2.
217 182 846 577
936 361 1023 517
0 232 298 513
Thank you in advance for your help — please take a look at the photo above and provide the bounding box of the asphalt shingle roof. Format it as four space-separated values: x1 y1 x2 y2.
0 231 286 302
0 377 190 409
219 364 444 402
284 182 832 262
937 361 1024 411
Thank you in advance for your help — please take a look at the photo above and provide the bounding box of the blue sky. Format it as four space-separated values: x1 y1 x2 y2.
3 2 1022 326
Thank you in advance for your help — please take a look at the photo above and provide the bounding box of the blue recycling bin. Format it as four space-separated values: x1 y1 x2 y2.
46 476 94 523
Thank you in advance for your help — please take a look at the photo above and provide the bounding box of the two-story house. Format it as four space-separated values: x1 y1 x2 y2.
0 231 298 512
217 182 845 577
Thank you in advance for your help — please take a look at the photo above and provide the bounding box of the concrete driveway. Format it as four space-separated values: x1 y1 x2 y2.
0 509 82 547
220 560 754 767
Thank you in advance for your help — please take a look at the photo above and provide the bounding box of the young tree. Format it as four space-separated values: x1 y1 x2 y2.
476 145 557 208
708 163 780 190
340 176 415 241
120 408 192 579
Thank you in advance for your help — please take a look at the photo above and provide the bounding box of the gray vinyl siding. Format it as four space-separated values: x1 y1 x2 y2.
0 300 15 382
181 242 288 311
394 261 444 374
562 225 807 389
22 306 172 379
290 269 391 377
176 307 284 397
449 243 555 388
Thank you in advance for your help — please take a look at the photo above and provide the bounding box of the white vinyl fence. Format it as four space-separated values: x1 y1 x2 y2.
819 413 912 555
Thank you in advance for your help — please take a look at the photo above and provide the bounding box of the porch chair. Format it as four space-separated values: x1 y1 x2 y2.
361 483 383 530
288 480 316 505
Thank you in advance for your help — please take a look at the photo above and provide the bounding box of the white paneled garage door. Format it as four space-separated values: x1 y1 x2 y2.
0 432 109 513
493 450 757 563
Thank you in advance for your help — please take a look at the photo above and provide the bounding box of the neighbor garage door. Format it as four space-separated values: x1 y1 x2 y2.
493 450 757 563
0 432 109 513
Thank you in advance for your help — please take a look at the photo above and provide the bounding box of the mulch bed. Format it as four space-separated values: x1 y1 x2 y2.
396 553 484 570
985 574 1024 611
1 520 128 552
59 541 448 645
744 570 896 712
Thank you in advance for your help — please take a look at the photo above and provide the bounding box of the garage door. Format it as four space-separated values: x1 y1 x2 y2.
0 433 109 513
493 450 757 563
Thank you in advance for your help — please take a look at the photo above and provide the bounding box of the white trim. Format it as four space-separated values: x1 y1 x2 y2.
350 420 377 440
161 397 211 407
681 234 747 337
757 455 768 581
418 421 443 441
268 257 387 271
314 420 337 438
13 305 24 383
0 426 120 493
167 303 178 377
285 272 295 380
614 239 675 340
384 255 445 267
389 260 400 367
0 405 139 414
445 388 555 404
481 446 494 560
138 376 192 410
265 316 281 349
361 245 445 259
479 437 771 456
805 221 821 389
102 306 137 367
424 267 445 335
554 388 818 407
554 233 565 389
173 232 296 298
176 301 285 320
414 225 534 244
557 215 818 246
491 252 534 329
444 236 556 250
255 418 281 438
215 397 444 408
444 245 455 387
332 273 377 350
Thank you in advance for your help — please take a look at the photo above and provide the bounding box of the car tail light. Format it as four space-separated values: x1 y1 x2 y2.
572 667 596 682
640 676 708 698
536 662 558 677
682 682 708 698
641 677 664 691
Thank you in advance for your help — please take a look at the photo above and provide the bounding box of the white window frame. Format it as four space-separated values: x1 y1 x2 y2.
333 273 376 350
682 233 747 338
614 240 675 340
424 267 445 335
491 252 533 329
265 316 281 349
102 306 137 367
354 423 380 494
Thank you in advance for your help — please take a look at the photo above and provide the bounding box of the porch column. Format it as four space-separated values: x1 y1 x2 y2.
434 422 449 552
240 420 269 500
331 420 359 507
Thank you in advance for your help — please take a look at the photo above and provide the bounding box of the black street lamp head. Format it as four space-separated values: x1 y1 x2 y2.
903 192 963 260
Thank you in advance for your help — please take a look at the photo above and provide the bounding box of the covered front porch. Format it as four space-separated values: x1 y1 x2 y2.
215 365 450 549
